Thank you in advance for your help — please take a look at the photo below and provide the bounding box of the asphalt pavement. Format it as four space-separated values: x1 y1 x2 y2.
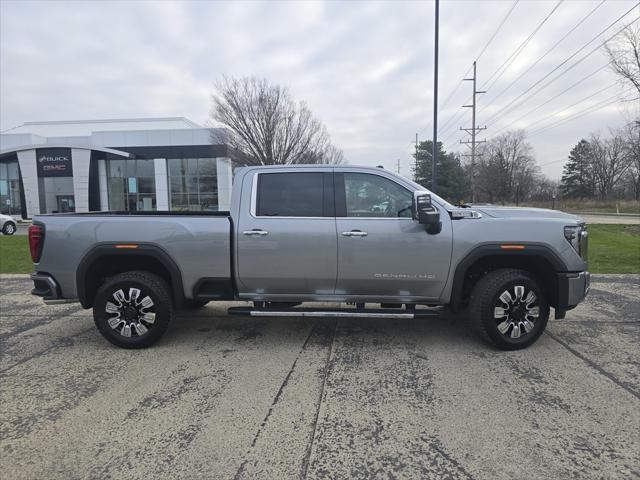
1 274 639 479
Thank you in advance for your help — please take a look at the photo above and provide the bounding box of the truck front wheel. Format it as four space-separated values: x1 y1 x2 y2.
93 271 173 348
468 268 549 350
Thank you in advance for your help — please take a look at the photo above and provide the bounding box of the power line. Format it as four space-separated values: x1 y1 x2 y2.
438 69 472 118
436 0 519 134
439 101 471 139
480 0 565 93
490 62 611 137
475 0 521 64
441 109 472 148
514 82 618 132
535 157 569 168
439 0 565 141
454 93 634 174
483 5 640 126
530 93 636 138
479 0 606 116
485 11 640 126
529 89 636 138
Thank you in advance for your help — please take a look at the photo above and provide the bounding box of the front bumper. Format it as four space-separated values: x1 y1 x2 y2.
555 271 590 318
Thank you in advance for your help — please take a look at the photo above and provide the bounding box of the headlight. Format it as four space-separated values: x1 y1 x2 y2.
564 224 588 261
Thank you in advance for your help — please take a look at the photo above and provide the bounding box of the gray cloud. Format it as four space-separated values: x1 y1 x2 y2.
1 0 637 179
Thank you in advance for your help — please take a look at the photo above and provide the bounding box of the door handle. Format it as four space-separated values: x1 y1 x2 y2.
341 230 368 237
243 229 269 236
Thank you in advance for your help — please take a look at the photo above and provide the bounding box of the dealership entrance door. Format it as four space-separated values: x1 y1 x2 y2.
39 177 75 213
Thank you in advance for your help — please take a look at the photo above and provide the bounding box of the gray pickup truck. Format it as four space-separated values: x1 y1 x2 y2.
29 165 589 350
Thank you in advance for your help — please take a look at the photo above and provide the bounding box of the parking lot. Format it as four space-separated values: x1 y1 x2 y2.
1 274 639 479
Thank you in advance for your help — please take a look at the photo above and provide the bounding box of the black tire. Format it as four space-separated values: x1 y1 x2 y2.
181 299 209 309
93 271 173 349
2 222 16 235
468 268 549 350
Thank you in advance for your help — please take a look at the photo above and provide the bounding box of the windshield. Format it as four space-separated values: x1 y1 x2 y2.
393 174 456 210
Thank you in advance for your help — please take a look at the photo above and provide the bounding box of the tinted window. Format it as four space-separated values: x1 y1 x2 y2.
344 173 412 218
257 172 324 217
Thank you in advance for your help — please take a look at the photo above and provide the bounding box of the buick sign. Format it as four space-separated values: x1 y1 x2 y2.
36 148 73 177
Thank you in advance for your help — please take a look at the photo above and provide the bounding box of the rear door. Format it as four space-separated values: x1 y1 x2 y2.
334 171 452 300
236 169 337 296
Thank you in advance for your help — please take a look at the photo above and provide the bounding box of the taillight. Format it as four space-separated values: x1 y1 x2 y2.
28 224 44 263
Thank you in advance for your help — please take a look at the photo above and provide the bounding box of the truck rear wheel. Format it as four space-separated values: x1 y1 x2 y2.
93 271 173 349
468 268 549 350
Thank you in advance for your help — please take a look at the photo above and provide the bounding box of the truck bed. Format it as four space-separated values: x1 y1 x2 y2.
32 212 232 300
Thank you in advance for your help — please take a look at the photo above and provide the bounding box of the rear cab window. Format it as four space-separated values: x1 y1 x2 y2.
255 172 333 217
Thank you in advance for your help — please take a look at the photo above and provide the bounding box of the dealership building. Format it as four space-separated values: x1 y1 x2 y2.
0 117 234 219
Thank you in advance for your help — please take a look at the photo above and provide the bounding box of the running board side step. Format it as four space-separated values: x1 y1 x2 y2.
227 306 440 319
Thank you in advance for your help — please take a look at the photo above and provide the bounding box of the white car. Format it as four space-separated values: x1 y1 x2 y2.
0 213 17 235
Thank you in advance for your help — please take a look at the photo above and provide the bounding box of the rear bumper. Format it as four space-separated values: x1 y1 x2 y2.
555 271 590 318
31 273 78 304
31 273 60 299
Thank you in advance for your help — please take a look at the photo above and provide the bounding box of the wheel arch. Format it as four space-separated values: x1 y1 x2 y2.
450 243 568 312
76 243 184 309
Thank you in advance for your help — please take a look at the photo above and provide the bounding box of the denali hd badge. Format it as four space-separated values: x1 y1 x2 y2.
374 273 436 279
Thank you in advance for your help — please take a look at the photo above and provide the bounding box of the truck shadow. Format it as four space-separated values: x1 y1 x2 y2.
167 307 485 350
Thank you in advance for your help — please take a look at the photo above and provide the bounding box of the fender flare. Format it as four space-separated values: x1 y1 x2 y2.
449 243 568 311
76 242 184 308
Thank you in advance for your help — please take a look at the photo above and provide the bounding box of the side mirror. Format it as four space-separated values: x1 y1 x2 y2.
412 191 441 234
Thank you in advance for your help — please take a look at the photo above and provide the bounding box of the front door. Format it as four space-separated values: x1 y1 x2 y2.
334 171 452 300
236 170 337 297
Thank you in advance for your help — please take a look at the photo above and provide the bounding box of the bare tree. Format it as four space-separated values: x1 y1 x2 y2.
605 22 640 96
622 120 640 200
474 131 539 204
589 132 632 199
529 176 559 202
209 76 343 166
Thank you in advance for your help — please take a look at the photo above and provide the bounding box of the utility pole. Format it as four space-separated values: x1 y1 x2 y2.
432 0 439 193
460 61 486 203
396 158 401 174
414 133 419 181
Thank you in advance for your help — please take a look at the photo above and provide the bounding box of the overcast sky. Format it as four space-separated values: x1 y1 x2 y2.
1 0 638 179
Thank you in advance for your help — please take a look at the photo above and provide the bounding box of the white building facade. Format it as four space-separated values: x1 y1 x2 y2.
0 117 234 219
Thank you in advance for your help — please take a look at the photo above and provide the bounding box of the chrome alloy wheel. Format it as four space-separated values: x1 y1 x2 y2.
493 285 540 339
105 288 156 337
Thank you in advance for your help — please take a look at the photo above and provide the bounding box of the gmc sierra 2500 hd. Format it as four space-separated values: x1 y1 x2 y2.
29 165 589 350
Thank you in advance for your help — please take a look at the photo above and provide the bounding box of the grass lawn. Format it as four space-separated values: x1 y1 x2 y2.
587 224 640 274
0 236 32 274
0 224 638 275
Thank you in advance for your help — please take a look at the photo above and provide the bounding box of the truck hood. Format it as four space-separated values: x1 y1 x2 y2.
476 206 583 223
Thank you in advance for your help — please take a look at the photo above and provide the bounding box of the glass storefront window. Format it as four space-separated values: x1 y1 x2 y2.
167 158 218 211
0 160 22 216
107 159 156 211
